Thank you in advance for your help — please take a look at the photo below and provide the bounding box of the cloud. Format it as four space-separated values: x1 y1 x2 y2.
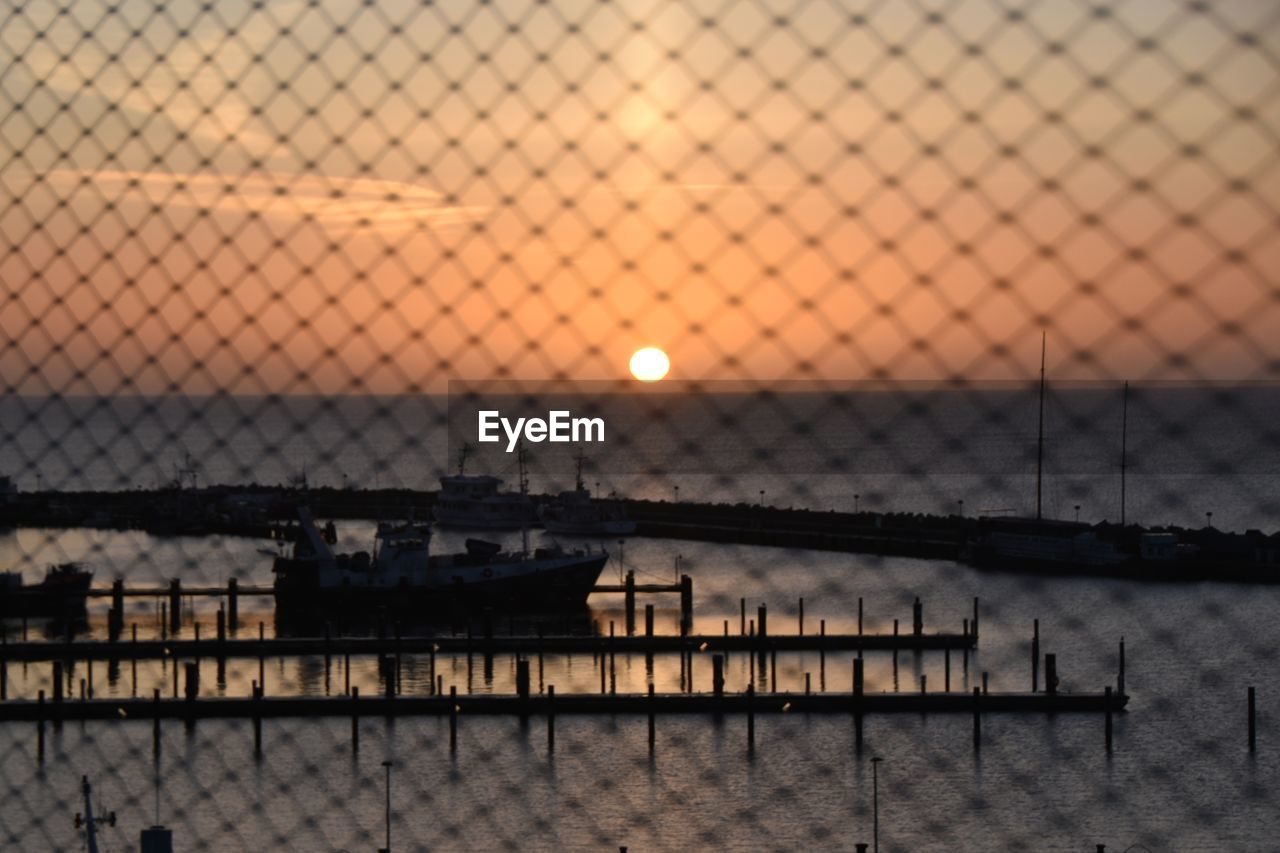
40 169 487 232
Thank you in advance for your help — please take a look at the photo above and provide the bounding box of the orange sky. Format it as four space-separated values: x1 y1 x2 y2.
2 0 1278 393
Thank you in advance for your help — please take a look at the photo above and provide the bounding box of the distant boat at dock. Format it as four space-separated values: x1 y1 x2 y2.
272 508 609 611
432 445 536 530
539 452 636 537
0 562 92 618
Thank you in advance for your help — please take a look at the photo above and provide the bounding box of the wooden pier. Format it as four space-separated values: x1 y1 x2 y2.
0 627 976 663
0 687 1125 723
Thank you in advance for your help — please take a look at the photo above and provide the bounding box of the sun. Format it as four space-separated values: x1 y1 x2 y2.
629 347 670 382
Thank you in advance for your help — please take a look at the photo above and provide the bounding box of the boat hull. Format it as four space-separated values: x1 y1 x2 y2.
274 553 609 612
0 572 92 618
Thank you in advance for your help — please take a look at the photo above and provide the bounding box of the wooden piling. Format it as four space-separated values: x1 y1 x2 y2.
973 686 981 750
854 658 864 750
746 682 755 751
252 680 262 756
1105 686 1113 753
258 622 265 692
351 687 359 753
972 596 979 641
449 685 458 752
382 655 396 701
920 674 927 694
1248 686 1256 752
712 655 724 697
648 683 656 754
227 578 238 631
1045 653 1057 696
679 575 693 637
216 608 226 644
52 661 63 703
644 604 654 638
516 660 531 701
805 672 811 695
184 663 198 702
798 597 804 636
913 597 923 636
608 624 616 695
757 604 767 639
37 690 45 761
819 620 826 690
152 689 160 757
1032 620 1040 692
624 571 636 636
857 597 863 636
1118 637 1125 697
945 648 951 692
546 684 555 752
982 672 989 694
770 649 777 693
168 579 181 634
740 598 746 636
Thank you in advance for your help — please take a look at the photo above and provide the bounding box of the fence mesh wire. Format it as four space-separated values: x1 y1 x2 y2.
2 0 1279 850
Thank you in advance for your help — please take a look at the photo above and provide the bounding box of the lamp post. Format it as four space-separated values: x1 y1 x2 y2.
871 756 884 853
1074 504 1081 523
673 485 679 503
380 760 393 853
957 499 964 517
855 493 860 514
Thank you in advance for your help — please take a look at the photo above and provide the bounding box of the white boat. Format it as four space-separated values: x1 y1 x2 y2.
539 452 636 536
432 446 536 530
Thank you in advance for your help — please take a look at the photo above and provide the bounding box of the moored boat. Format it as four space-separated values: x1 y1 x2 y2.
0 562 93 617
432 446 536 530
272 508 608 612
539 452 635 536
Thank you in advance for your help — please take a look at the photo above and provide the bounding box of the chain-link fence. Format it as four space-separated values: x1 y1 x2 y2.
2 0 1279 849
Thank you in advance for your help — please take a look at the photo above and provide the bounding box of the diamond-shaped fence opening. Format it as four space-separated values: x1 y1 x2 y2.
2 0 1278 850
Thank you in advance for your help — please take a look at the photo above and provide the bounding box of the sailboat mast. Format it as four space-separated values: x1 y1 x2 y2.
1120 380 1128 526
1036 331 1046 521
518 445 529 556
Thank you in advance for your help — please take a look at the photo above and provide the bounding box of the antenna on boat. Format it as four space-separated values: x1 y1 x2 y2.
457 443 471 476
573 448 586 492
518 444 530 557
1035 330 1046 521
1120 380 1129 526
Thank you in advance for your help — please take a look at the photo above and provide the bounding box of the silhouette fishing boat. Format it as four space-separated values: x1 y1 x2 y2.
432 444 536 530
539 451 636 536
0 562 92 618
272 507 608 612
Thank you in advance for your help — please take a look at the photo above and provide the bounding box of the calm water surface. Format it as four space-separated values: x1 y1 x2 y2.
1 527 1276 850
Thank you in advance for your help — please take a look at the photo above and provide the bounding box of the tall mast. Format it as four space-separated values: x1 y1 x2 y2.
518 445 529 557
1120 380 1128 526
1036 331 1046 521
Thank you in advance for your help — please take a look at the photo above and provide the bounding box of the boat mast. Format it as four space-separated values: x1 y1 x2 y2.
518 445 529 557
1036 331 1046 521
1120 380 1128 526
